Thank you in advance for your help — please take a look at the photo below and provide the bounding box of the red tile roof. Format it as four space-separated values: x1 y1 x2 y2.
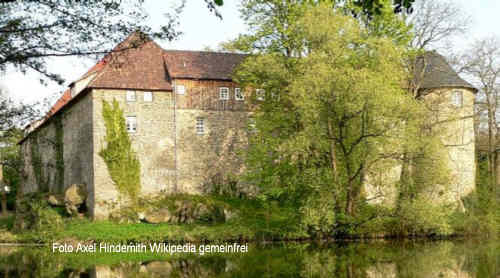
20 32 248 143
163 50 247 80
47 32 247 117
88 32 174 91
47 89 71 116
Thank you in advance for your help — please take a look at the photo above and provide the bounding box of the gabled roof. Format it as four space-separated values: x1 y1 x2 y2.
415 51 476 92
47 89 71 116
20 32 248 144
163 50 247 80
88 32 174 91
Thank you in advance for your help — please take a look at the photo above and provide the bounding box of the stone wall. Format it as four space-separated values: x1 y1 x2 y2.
364 87 476 208
92 88 176 218
92 79 250 218
20 91 94 211
20 122 57 193
422 87 476 206
21 80 476 218
62 92 94 213
175 109 249 194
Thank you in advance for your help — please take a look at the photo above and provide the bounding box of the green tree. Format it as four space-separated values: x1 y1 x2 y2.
236 3 453 236
1 0 225 84
0 128 23 212
222 0 412 55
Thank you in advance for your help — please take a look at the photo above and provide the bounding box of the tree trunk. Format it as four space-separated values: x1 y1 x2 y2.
345 180 354 216
327 120 338 181
1 192 6 216
487 102 496 190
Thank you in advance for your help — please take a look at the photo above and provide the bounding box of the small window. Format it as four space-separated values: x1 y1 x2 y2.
235 88 244 101
451 90 463 108
256 89 265 101
219 87 229 100
126 116 137 133
176 85 185 95
196 118 205 134
126 90 136 102
144 91 153 102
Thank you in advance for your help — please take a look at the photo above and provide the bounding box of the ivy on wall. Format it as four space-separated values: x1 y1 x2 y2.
54 115 64 193
29 119 65 193
99 99 141 202
30 136 48 192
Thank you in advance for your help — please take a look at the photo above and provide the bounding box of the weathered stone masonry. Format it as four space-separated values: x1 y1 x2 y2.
21 91 94 212
19 34 477 218
91 80 250 218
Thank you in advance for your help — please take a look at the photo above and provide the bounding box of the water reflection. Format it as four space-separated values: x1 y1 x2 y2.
0 240 498 277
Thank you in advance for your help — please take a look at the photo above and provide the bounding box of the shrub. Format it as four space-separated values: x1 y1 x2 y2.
299 192 336 237
388 198 453 236
14 194 64 234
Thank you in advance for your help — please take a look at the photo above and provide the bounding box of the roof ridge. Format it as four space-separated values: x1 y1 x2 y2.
162 49 248 55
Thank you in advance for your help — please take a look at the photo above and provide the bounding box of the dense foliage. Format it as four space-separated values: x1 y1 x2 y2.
99 99 141 203
233 2 461 237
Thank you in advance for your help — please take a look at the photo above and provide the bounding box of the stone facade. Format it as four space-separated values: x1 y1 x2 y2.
364 87 476 208
18 34 477 218
20 92 94 211
21 82 476 218
21 82 250 219
423 87 476 205
91 80 249 218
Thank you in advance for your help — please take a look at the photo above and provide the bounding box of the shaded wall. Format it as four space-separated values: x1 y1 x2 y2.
20 92 94 211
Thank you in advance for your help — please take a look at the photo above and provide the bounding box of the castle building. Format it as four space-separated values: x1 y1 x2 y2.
19 33 476 218
364 51 477 208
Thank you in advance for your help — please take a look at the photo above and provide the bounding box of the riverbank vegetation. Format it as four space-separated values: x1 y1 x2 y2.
1 194 304 244
226 1 500 239
0 192 496 244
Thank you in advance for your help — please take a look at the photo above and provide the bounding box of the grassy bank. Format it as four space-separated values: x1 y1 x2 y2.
2 196 307 244
2 193 498 244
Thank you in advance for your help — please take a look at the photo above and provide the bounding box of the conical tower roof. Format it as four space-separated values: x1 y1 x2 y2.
415 51 476 92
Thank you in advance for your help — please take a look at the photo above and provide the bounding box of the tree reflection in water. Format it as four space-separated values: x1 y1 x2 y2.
0 240 498 277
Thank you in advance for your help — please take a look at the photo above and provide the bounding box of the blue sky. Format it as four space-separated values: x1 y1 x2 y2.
2 0 499 105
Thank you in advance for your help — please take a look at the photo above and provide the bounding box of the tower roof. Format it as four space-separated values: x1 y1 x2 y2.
415 51 476 92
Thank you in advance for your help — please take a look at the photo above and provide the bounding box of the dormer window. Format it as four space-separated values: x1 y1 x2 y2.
451 90 463 108
126 90 136 102
219 87 229 100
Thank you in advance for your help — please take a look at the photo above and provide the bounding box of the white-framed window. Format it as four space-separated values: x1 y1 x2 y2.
126 90 136 102
196 118 205 134
144 91 153 102
451 90 463 108
219 87 229 100
235 88 244 101
256 89 265 101
126 116 137 133
176 85 185 95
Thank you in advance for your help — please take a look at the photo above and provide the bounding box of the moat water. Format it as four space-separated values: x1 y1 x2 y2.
0 239 498 277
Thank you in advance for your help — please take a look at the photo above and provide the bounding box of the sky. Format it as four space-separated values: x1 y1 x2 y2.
1 0 499 106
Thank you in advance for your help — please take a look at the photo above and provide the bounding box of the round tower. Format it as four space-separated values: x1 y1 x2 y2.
417 51 478 208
